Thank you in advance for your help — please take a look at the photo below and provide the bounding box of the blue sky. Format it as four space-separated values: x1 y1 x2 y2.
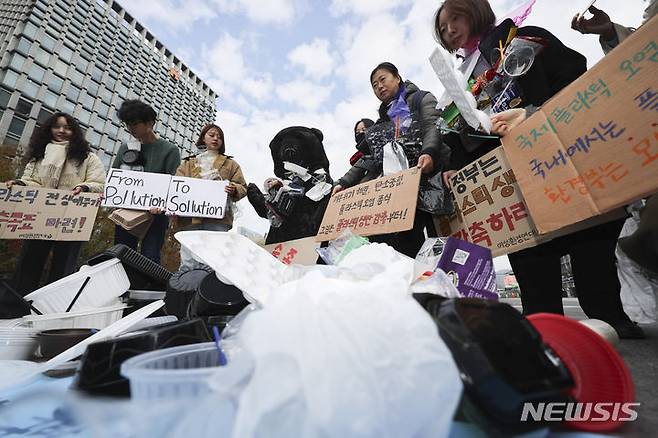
120 0 645 263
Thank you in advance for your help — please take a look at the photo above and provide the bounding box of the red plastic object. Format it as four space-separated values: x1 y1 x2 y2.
527 313 635 432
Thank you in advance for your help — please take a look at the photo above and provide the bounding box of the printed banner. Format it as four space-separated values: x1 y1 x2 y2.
0 187 100 241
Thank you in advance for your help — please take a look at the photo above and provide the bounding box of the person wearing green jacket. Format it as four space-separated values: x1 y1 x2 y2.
111 99 180 264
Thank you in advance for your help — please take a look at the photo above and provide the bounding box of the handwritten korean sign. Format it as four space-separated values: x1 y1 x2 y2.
437 147 625 257
502 15 658 233
264 236 321 265
0 187 100 241
316 168 421 241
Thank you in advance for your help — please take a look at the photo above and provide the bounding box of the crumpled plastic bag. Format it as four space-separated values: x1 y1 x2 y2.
230 262 462 438
316 229 370 265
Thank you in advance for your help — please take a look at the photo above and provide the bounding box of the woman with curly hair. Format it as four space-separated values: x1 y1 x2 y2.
2 112 105 317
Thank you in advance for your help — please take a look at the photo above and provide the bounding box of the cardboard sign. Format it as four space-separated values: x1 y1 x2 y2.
438 147 626 257
166 176 228 219
102 168 171 211
0 187 100 241
316 168 421 241
264 236 321 265
501 15 658 233
445 146 545 256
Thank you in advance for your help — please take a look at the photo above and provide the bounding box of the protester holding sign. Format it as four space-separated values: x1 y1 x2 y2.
1 112 105 317
434 0 640 338
349 118 375 166
173 123 246 268
111 99 181 264
333 62 450 256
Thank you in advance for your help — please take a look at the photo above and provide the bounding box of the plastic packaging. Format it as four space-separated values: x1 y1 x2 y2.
316 229 370 265
22 302 128 330
121 341 253 400
24 259 130 313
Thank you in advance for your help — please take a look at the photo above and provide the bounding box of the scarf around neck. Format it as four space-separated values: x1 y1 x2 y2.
41 140 69 189
386 83 412 134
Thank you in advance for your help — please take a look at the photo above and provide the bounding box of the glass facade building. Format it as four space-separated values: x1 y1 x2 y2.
0 0 217 168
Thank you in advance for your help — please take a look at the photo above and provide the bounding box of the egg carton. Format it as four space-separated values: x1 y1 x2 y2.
175 231 289 305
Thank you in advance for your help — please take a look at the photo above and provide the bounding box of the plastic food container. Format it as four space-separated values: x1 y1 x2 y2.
0 339 38 360
123 290 167 317
38 328 96 359
22 302 128 330
121 341 251 400
24 258 130 314
75 319 210 397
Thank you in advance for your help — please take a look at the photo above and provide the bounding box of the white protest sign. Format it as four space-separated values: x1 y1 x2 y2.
102 168 171 211
429 47 491 133
166 176 228 219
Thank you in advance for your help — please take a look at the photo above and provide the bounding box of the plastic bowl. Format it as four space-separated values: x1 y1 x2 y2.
0 338 38 360
38 328 96 359
24 258 130 314
121 341 251 400
527 313 635 432
22 302 128 330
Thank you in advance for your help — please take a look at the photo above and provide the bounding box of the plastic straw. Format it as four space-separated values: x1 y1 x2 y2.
212 325 227 366
66 276 91 313
0 280 43 315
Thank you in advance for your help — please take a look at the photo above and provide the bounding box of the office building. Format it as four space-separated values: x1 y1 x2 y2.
0 0 217 168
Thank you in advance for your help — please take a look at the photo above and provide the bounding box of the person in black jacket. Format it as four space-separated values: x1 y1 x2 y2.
333 62 450 256
434 0 642 338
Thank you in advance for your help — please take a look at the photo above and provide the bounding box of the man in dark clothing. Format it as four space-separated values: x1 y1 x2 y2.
111 99 180 264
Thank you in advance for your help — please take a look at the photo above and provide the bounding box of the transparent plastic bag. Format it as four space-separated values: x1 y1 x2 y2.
316 229 370 265
382 140 409 176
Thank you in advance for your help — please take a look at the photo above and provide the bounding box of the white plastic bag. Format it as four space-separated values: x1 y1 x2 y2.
230 248 462 438
382 140 409 176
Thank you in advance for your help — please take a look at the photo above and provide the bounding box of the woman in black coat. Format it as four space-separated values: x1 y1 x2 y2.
333 62 450 256
434 0 641 338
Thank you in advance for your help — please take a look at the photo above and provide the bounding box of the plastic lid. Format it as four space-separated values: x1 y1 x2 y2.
167 265 214 294
128 290 166 300
527 313 635 432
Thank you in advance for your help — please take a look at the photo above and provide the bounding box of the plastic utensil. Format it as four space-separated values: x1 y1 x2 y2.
65 276 91 312
212 325 227 366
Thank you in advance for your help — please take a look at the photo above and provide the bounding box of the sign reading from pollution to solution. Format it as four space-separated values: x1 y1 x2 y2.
102 169 171 211
165 176 228 219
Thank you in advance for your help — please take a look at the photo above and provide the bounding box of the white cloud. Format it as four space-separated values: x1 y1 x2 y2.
122 0 217 32
276 80 334 111
212 0 298 24
287 39 335 78
330 0 410 17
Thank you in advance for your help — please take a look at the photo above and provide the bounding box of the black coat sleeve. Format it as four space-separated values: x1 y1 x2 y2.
516 26 587 106
417 92 451 171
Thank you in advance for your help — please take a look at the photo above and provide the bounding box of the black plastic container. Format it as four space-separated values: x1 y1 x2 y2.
422 298 574 437
74 319 210 397
123 290 167 317
87 244 172 291
165 265 214 319
189 272 248 318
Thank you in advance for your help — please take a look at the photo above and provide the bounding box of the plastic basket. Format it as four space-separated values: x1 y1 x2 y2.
24 259 129 313
121 341 249 400
87 244 172 288
22 302 128 330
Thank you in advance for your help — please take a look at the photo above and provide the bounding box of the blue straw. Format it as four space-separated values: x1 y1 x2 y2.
212 325 227 366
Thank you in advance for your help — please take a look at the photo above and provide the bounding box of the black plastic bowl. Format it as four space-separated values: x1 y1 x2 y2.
38 328 96 359
189 272 248 318
74 319 210 397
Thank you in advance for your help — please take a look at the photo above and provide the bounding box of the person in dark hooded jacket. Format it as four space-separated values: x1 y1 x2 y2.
333 62 450 256
349 118 375 166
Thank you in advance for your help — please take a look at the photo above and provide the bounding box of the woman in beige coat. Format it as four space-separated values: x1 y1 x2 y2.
2 112 105 316
174 123 247 268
